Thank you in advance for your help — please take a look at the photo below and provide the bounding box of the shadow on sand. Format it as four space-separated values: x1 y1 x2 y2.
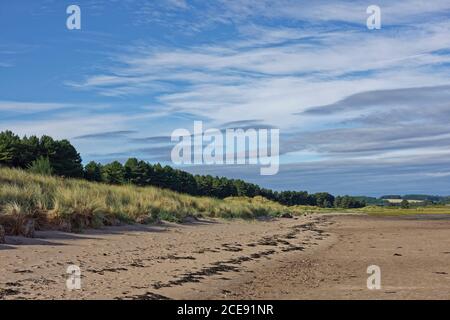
0 218 220 249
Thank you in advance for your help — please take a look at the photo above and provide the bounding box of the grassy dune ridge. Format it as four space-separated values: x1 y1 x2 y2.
0 167 330 233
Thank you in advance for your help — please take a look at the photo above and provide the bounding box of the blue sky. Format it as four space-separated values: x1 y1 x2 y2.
1 0 450 196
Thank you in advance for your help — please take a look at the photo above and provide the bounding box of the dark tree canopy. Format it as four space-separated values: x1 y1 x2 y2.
0 131 83 177
102 161 125 184
84 161 103 182
334 195 366 209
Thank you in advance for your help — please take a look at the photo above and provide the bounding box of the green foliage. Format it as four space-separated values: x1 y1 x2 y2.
46 138 83 177
84 161 103 182
276 190 309 206
352 196 385 206
27 156 53 176
334 195 366 209
0 131 366 209
0 131 24 167
101 161 125 184
400 199 410 209
0 131 83 177
0 167 323 232
313 192 335 208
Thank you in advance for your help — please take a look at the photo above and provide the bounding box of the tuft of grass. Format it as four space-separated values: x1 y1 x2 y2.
0 167 325 232
27 156 53 176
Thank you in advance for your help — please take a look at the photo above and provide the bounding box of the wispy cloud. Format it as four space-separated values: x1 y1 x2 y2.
0 101 75 113
130 0 450 31
74 130 138 140
3 0 450 194
68 17 450 128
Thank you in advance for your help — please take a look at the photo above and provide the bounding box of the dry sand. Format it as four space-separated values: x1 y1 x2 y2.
0 214 449 300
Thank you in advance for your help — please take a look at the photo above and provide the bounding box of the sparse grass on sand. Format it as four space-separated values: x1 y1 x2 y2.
0 167 328 233
352 205 450 216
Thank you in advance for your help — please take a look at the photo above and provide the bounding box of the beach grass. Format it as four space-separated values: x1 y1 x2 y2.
0 167 329 232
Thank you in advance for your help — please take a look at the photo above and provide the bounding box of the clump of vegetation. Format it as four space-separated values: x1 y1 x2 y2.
28 156 53 176
0 131 366 209
400 199 410 209
0 130 367 236
0 167 326 233
334 195 366 209
0 130 83 177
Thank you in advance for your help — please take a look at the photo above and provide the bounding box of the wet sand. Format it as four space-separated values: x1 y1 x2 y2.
1 214 449 300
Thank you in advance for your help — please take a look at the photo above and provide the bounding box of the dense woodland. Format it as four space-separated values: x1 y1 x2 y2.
0 131 366 208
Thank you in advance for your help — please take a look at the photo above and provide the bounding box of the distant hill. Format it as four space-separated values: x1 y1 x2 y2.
380 195 402 199
402 194 445 202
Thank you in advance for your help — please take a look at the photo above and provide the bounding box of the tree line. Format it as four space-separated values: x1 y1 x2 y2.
0 131 365 208
0 131 83 177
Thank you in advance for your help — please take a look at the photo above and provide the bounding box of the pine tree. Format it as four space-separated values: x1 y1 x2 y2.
84 161 103 182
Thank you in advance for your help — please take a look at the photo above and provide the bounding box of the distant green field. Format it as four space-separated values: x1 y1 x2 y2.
352 205 450 216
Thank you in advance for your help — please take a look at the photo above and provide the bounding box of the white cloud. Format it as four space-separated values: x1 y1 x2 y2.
68 18 450 127
58 1 450 191
167 0 189 9
0 101 74 113
134 0 450 31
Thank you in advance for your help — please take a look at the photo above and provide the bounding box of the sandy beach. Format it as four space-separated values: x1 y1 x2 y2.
1 214 449 300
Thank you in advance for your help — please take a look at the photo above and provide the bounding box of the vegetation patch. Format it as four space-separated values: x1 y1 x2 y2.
0 167 329 234
0 131 365 209
351 205 450 216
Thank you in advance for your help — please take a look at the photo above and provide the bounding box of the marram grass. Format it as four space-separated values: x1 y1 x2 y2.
0 167 326 232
